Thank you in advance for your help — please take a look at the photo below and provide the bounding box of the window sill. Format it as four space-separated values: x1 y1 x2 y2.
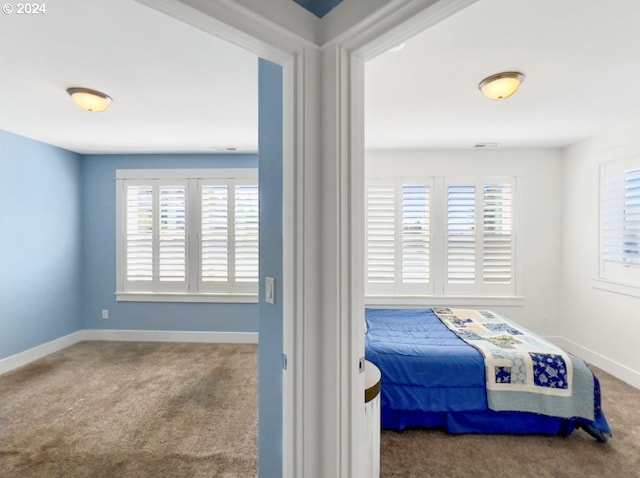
115 292 258 304
365 295 525 308
592 279 640 299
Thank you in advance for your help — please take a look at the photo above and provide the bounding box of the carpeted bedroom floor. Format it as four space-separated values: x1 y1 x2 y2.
381 362 640 478
1 342 639 478
0 342 258 478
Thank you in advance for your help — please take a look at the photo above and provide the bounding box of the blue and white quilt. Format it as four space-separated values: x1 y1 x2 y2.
433 308 595 421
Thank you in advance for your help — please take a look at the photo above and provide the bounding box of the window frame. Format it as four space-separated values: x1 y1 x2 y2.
595 152 640 297
365 175 523 305
115 168 259 303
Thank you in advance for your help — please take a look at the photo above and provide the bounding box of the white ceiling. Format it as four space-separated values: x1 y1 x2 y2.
365 0 640 150
1 0 640 154
0 0 258 154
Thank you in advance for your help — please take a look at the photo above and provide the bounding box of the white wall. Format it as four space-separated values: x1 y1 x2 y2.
560 119 640 388
366 148 564 335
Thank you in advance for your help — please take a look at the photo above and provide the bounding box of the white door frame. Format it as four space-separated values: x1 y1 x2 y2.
133 1 477 476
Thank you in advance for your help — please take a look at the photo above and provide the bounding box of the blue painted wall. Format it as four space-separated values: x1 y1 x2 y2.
0 130 82 359
80 154 259 332
258 58 283 478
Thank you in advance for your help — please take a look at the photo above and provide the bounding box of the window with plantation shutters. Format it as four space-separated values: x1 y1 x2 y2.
599 157 640 287
199 181 258 294
444 178 515 296
366 180 432 296
116 169 258 302
122 180 187 293
365 176 517 299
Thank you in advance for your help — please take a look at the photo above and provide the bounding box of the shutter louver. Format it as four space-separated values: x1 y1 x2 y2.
367 184 396 283
234 185 259 282
482 184 512 284
201 185 229 282
402 185 429 284
447 184 476 284
159 185 186 282
126 184 153 281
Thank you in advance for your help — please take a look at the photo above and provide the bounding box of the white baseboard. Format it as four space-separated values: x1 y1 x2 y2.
546 335 640 390
81 329 259 344
0 331 85 375
0 329 258 375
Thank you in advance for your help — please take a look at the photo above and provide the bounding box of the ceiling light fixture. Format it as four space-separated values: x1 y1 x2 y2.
478 71 524 100
67 87 112 112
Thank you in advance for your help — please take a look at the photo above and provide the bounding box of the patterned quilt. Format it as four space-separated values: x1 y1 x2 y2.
433 308 595 421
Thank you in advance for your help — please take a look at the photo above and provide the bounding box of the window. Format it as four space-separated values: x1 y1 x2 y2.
366 180 432 296
116 169 258 302
365 176 517 299
599 157 640 287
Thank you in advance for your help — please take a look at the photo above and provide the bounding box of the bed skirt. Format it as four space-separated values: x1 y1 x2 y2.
382 406 611 442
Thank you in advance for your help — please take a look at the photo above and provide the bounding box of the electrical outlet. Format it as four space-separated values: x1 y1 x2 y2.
101 309 109 320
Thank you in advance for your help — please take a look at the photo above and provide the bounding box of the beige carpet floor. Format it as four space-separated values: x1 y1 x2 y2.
0 342 257 478
1 342 639 478
380 365 640 478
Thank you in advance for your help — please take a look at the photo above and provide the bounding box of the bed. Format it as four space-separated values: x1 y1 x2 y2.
364 307 611 442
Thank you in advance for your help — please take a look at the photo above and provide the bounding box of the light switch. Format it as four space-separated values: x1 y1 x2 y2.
265 277 275 304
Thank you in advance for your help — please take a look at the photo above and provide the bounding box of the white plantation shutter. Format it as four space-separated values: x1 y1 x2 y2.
366 180 432 296
116 169 258 300
158 185 186 282
447 184 476 285
482 183 513 284
366 183 396 285
623 168 640 266
401 185 430 284
600 158 640 285
234 184 259 283
126 184 153 282
201 185 229 283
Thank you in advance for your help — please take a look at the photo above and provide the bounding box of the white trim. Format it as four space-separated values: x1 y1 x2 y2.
82 329 258 344
545 336 640 390
0 331 85 375
0 330 258 375
134 0 312 61
282 51 303 478
592 278 640 299
116 168 258 179
115 292 258 303
348 49 368 477
365 295 525 308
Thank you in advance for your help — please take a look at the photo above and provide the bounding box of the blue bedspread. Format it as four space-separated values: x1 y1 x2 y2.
364 308 612 441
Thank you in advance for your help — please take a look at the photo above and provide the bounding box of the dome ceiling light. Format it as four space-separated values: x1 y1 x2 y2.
67 87 112 112
478 72 524 100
